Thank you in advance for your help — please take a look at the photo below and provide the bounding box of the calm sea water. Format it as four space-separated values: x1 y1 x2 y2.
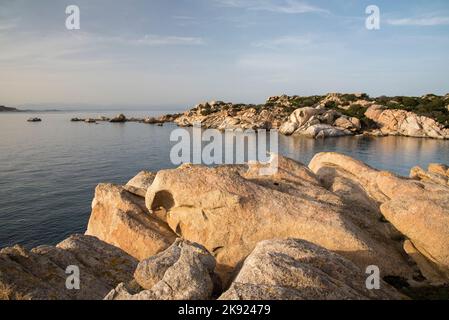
1 111 449 249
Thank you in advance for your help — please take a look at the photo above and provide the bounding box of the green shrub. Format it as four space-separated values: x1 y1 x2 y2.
325 101 337 109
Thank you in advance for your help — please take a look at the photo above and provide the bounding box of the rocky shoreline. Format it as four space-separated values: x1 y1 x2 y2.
70 113 181 125
1 152 448 300
172 93 449 139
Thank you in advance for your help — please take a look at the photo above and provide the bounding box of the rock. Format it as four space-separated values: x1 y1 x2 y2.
85 183 177 260
145 154 413 283
279 121 297 135
0 235 137 300
219 239 402 300
403 240 448 285
124 171 156 197
106 239 217 300
279 107 319 135
71 118 82 122
27 117 41 122
84 118 97 124
301 124 352 138
110 114 127 123
428 163 449 177
309 152 449 283
410 166 448 185
175 100 290 130
381 195 449 282
365 106 449 139
143 117 160 124
279 107 355 138
334 116 361 132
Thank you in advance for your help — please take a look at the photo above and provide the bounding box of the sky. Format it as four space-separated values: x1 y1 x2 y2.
0 0 448 109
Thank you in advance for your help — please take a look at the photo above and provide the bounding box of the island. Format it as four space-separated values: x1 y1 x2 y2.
0 106 20 112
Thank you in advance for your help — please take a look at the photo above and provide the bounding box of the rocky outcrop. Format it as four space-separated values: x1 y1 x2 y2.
124 171 156 197
71 113 181 124
144 154 413 284
219 239 402 300
279 107 354 138
85 183 177 260
410 164 449 186
365 105 449 139
27 118 41 122
0 235 137 300
309 152 449 284
175 101 287 130
169 93 449 139
110 114 127 123
105 239 218 300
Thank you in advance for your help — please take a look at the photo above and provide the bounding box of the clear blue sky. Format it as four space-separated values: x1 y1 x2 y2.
1 0 448 109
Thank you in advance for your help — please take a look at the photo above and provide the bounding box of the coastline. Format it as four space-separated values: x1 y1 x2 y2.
1 152 448 300
62 93 449 140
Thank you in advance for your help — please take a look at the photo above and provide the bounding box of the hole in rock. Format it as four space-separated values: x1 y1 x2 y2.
151 190 175 211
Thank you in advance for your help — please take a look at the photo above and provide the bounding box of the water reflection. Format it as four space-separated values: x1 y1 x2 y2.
280 135 449 175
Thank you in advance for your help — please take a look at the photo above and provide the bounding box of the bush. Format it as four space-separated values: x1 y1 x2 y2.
343 104 366 118
325 101 337 109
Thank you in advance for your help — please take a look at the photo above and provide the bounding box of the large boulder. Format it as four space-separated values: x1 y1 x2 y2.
105 239 217 300
144 155 413 283
301 124 352 138
381 195 449 282
279 107 354 138
0 235 137 300
309 152 449 283
365 106 449 139
219 239 402 300
279 107 319 135
85 184 177 260
334 116 361 132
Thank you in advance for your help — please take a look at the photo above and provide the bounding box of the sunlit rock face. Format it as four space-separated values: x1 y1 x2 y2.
310 152 449 284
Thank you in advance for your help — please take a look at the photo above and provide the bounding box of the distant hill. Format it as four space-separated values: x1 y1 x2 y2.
0 106 20 112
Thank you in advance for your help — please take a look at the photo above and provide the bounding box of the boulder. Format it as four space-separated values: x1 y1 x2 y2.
403 240 448 285
219 239 402 300
381 195 449 282
301 124 352 138
86 184 177 260
334 116 361 132
410 166 448 185
279 107 319 135
145 154 413 283
105 239 217 300
428 163 449 177
0 235 137 300
309 152 449 283
124 171 156 197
